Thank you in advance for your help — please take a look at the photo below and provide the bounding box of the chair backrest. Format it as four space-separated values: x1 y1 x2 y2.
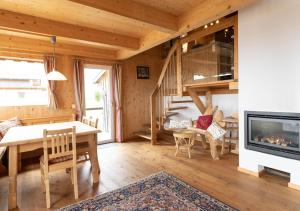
82 116 98 129
42 127 76 166
81 116 90 125
89 118 98 128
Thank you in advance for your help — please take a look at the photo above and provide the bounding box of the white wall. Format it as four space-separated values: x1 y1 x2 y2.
239 0 300 184
170 94 238 121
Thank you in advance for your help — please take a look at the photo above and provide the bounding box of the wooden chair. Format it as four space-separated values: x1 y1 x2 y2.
188 109 228 160
81 116 90 125
89 118 98 128
40 127 78 208
78 117 99 162
81 116 98 128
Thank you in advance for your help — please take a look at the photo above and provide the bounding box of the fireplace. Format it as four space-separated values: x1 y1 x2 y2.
245 111 300 160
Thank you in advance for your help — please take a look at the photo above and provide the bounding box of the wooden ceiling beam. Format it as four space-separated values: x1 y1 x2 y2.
177 0 257 33
117 0 258 60
0 34 117 60
69 0 178 33
117 31 171 59
0 9 139 50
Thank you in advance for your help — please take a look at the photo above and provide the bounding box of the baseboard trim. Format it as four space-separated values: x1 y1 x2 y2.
288 182 300 191
237 166 264 177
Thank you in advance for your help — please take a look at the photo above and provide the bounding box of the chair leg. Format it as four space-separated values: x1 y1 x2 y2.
187 147 191 159
44 174 51 208
70 169 74 184
175 144 179 156
40 170 45 193
72 167 79 199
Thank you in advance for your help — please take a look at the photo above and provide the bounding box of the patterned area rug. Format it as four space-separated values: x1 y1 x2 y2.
59 172 237 211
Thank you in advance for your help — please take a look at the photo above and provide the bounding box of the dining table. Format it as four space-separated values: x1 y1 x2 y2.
0 121 101 210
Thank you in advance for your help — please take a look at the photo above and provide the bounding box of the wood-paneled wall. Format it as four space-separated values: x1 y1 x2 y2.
0 55 75 120
122 45 163 140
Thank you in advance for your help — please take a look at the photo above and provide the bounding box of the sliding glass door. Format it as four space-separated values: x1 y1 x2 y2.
84 64 114 144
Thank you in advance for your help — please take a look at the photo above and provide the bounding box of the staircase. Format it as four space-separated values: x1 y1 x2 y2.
134 40 188 142
134 16 239 144
135 39 237 144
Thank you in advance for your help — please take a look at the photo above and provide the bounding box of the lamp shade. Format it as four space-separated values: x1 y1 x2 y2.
47 70 67 81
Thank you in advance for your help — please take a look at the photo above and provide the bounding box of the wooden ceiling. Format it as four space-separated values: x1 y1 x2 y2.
0 0 257 61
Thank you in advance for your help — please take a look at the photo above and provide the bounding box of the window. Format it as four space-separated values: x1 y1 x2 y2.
0 59 49 106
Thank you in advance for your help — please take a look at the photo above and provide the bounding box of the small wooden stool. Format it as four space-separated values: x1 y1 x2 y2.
173 130 196 158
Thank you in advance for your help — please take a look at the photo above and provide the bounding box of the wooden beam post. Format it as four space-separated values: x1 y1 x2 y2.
150 87 159 145
233 15 239 80
176 43 183 97
187 88 206 114
205 90 212 108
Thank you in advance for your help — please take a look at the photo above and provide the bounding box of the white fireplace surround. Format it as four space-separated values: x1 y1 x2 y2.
238 0 300 188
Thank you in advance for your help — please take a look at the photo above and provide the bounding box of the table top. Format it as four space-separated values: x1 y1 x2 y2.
0 121 101 147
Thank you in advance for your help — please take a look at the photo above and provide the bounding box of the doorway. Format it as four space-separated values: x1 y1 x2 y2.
84 64 114 144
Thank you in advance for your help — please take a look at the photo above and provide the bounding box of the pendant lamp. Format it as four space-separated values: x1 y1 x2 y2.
46 36 67 81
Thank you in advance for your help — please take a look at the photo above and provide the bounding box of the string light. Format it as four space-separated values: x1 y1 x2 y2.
204 19 220 29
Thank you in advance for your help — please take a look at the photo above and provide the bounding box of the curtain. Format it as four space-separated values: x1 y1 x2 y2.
73 59 86 121
112 64 123 142
43 56 58 109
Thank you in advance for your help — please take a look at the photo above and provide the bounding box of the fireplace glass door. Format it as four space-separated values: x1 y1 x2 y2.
245 111 300 160
249 117 300 151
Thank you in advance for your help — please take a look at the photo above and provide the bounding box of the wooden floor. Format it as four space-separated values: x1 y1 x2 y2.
1 139 300 210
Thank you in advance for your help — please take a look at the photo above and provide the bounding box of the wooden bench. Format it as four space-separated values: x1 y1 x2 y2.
20 114 75 125
0 114 76 172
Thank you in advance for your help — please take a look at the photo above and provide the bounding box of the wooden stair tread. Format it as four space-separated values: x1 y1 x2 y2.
167 106 188 111
164 112 178 118
171 100 193 104
134 131 151 140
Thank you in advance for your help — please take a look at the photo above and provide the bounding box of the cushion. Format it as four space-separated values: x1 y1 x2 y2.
207 122 226 140
0 117 21 138
169 119 192 129
196 115 213 130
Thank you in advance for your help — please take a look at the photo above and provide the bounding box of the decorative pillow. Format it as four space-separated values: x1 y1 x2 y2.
0 117 22 138
180 120 192 128
196 115 213 130
169 119 192 129
207 122 226 140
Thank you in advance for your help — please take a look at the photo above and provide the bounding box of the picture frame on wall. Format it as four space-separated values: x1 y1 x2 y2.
136 66 150 79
